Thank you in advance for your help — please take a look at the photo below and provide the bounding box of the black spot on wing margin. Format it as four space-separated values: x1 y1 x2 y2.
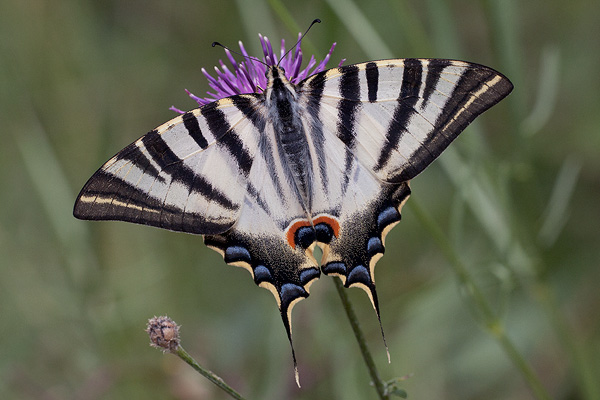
204 230 321 383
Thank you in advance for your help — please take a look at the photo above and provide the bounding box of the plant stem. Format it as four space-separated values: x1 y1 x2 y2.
408 201 552 400
334 277 389 400
175 345 246 400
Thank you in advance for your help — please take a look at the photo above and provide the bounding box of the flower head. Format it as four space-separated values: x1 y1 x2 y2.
171 33 342 112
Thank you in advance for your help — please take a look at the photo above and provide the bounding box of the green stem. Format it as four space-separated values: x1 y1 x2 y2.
334 278 389 400
408 201 552 400
175 345 246 400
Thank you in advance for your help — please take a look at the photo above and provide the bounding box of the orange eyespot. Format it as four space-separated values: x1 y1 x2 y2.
285 215 340 249
286 219 313 249
313 215 340 238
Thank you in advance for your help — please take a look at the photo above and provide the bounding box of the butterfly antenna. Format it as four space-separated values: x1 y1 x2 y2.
211 41 268 67
277 18 321 67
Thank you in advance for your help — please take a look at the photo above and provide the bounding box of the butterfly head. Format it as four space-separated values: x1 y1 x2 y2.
264 65 301 121
265 66 293 93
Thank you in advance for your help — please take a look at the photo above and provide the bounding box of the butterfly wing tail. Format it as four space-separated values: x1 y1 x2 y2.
321 183 411 355
204 230 321 386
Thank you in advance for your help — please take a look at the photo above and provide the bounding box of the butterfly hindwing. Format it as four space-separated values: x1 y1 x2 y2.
205 115 322 312
203 107 322 381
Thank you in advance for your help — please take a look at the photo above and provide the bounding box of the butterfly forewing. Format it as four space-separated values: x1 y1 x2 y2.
302 59 513 183
74 95 264 234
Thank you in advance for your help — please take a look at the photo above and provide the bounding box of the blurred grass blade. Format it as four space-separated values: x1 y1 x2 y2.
485 0 525 120
234 0 277 54
440 149 537 277
385 0 432 54
16 115 97 284
538 155 582 247
521 46 561 137
267 0 301 35
439 148 511 253
426 0 461 56
265 0 320 56
324 0 394 59
408 200 551 400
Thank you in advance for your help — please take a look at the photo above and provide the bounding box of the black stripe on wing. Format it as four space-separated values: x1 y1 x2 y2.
183 111 209 149
142 129 239 212
204 101 254 177
337 64 361 194
422 59 451 107
365 61 379 103
300 70 330 195
74 170 235 234
375 58 423 175
233 95 286 201
302 59 512 185
391 61 513 182
116 141 164 183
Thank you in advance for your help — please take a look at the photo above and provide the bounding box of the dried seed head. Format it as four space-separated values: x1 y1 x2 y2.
146 315 180 353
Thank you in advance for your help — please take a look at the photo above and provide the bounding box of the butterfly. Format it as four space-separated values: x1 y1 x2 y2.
73 31 513 382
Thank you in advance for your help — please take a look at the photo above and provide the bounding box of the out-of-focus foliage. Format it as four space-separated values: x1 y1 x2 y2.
1 0 599 399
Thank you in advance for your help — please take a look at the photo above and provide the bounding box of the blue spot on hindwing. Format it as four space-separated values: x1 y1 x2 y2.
347 265 371 286
299 267 320 285
295 226 316 249
322 262 347 276
253 265 272 283
279 283 307 307
377 206 400 231
367 237 384 256
224 245 251 263
315 223 334 243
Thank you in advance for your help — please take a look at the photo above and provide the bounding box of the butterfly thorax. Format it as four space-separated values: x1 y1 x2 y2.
265 66 314 214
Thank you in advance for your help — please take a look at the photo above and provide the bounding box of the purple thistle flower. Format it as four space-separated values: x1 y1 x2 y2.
170 33 342 113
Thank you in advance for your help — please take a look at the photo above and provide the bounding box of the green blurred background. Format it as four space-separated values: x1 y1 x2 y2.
1 0 599 399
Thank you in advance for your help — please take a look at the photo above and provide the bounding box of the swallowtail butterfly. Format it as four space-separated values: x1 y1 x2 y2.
74 27 513 382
